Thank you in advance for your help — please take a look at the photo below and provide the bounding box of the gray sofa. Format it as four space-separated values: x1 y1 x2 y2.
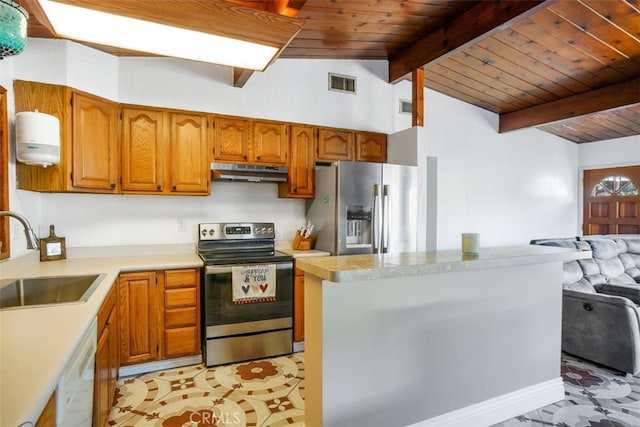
531 235 640 374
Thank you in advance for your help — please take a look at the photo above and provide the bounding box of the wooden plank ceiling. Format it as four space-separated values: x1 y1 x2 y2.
21 0 640 144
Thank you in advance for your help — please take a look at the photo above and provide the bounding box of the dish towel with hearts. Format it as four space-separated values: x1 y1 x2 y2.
232 264 277 304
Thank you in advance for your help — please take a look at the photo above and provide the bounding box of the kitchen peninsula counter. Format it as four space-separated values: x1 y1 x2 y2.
297 245 590 427
0 245 202 427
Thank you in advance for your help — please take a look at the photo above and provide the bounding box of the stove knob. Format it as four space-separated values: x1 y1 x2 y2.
267 227 273 234
261 227 267 234
201 229 207 236
209 229 214 236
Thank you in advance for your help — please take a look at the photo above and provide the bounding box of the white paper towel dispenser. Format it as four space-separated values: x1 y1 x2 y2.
16 111 60 167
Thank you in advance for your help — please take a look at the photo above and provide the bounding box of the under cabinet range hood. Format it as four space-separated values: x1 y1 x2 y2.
210 163 288 183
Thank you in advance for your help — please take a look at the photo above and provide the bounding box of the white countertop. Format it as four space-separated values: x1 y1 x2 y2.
0 245 202 427
295 245 591 282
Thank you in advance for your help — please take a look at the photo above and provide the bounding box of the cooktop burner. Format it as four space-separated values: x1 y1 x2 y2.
197 222 292 265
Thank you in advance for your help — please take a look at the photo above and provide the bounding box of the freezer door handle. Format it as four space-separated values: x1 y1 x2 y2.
372 184 380 253
382 184 389 253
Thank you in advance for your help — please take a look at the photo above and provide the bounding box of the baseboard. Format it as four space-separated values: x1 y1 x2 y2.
293 341 305 353
407 377 564 427
119 354 203 378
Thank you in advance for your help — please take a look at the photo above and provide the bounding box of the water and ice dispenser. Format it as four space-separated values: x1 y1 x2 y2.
345 205 371 247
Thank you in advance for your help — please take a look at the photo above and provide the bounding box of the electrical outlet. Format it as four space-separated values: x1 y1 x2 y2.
178 220 186 232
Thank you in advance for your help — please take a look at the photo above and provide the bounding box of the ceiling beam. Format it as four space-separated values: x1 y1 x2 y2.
233 68 255 88
388 0 555 84
412 68 424 127
499 78 640 133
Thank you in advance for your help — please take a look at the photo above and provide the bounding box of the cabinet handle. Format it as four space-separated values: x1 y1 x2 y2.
110 183 116 189
243 155 247 160
157 185 162 191
172 185 177 191
583 303 594 312
257 156 261 160
293 188 297 193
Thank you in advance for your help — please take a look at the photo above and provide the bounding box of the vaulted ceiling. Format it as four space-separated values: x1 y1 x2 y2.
21 0 640 144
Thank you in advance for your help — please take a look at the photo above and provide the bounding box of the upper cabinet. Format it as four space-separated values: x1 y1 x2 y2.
212 116 288 167
355 131 387 163
252 120 288 166
121 107 209 195
212 116 250 163
71 93 119 191
167 112 210 194
317 128 354 161
121 107 165 193
279 124 316 199
317 127 387 163
14 80 119 193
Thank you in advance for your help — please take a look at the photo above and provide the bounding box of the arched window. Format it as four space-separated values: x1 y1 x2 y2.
591 175 639 197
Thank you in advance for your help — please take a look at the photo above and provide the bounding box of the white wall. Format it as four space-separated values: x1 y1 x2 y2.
578 135 640 169
1 38 606 256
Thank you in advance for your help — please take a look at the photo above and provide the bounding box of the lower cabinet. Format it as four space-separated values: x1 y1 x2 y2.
118 268 201 366
94 281 119 427
293 267 305 343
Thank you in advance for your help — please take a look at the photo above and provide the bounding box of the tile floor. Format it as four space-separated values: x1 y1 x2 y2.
108 352 640 427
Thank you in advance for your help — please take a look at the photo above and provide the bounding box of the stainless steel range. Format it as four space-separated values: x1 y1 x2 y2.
198 222 293 366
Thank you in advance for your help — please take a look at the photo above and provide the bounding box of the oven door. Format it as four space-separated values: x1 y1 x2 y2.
203 260 293 337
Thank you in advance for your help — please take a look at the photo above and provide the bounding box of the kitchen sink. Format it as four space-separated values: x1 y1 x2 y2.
0 274 106 310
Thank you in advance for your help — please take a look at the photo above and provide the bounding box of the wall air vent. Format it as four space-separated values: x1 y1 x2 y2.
329 73 356 94
400 99 412 114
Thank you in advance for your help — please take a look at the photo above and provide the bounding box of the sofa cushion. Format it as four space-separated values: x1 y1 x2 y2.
578 258 608 286
563 260 596 292
585 239 636 285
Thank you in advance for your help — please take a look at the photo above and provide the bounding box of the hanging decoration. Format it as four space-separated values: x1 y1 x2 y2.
0 0 28 58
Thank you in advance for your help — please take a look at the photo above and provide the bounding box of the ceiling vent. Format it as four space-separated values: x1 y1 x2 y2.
400 99 412 114
329 73 356 94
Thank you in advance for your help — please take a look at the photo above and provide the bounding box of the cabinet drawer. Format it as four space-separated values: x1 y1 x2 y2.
164 269 198 288
165 326 200 358
165 307 198 328
165 287 197 308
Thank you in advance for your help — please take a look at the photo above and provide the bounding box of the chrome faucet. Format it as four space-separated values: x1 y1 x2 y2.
0 211 39 249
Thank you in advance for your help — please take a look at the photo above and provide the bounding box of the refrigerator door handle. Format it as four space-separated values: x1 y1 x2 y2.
372 184 380 253
382 184 389 253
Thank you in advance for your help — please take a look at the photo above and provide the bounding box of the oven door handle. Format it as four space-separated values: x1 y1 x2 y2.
205 261 293 275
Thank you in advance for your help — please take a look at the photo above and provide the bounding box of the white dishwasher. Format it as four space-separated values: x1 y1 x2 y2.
56 317 97 427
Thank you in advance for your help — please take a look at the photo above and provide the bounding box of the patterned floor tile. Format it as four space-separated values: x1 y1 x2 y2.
110 352 640 427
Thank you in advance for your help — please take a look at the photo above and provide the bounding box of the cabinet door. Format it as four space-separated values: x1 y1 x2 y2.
94 315 111 427
213 116 250 163
317 128 354 161
71 92 119 192
119 271 158 365
253 121 289 165
168 113 209 194
356 132 387 163
121 107 165 193
279 125 315 198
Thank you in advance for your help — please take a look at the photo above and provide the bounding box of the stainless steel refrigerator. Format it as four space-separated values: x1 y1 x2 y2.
306 161 417 255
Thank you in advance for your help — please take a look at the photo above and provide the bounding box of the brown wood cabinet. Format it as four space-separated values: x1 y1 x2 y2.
161 269 201 359
121 107 165 193
252 120 289 166
317 127 387 163
293 267 305 343
279 124 316 199
14 80 119 193
212 116 289 166
212 116 250 163
355 131 387 163
121 107 209 195
118 271 159 365
118 268 201 366
94 281 119 427
317 128 354 161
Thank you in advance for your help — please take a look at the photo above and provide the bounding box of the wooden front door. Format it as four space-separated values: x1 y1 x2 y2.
583 165 640 235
